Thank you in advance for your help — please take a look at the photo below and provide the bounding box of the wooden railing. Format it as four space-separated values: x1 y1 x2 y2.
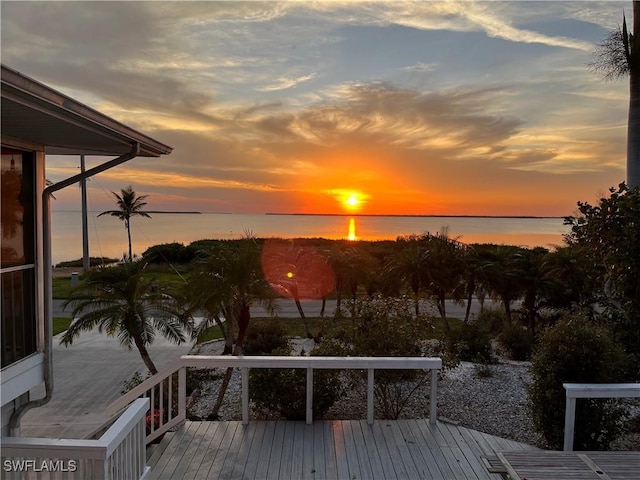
107 355 443 445
563 383 640 451
1 398 149 480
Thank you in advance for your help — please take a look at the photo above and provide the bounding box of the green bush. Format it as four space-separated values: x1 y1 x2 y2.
529 310 628 450
249 346 343 420
498 325 535 360
335 296 431 419
243 320 290 355
477 306 507 334
142 242 196 264
446 321 493 363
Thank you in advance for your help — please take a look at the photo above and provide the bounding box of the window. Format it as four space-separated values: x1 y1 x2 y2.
1 147 37 368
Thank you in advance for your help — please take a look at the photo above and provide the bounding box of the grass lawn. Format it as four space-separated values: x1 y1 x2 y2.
53 317 72 336
52 277 78 299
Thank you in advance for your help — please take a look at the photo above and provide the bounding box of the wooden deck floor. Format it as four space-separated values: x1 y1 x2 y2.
146 420 538 480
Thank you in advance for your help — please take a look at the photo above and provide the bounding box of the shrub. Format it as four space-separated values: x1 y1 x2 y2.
249 346 343 420
477 306 507 334
529 310 628 450
121 371 146 395
498 325 535 360
243 320 290 355
334 296 432 419
142 242 196 264
446 321 493 363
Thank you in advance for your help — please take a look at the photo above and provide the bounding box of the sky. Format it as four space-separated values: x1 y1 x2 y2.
1 1 632 216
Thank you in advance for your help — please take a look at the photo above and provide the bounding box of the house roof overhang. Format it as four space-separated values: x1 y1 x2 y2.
1 64 173 157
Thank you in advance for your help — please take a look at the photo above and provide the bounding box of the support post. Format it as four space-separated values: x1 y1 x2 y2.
430 369 438 425
306 367 313 425
367 369 374 425
563 396 576 451
242 367 249 425
80 155 89 271
178 367 186 421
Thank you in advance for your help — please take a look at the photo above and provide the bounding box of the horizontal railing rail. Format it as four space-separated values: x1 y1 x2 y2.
1 398 149 480
107 355 442 445
563 382 640 451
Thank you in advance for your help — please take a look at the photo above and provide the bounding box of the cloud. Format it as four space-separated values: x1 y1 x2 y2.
257 73 317 92
2 1 627 217
403 62 439 73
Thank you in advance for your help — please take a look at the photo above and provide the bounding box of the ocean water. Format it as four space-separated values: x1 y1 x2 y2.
51 211 569 265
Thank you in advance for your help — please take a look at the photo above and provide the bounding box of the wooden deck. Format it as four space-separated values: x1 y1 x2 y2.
146 419 538 480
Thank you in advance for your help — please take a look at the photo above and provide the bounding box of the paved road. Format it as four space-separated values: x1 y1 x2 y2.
54 297 498 321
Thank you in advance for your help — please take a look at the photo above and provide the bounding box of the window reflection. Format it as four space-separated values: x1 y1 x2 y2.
1 149 35 267
1 147 37 367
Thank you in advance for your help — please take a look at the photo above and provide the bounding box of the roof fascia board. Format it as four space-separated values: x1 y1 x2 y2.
1 65 173 156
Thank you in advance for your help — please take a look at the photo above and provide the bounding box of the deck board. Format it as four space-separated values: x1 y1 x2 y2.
148 419 540 480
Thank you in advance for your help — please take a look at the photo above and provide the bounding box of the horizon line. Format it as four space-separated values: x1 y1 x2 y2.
52 209 567 219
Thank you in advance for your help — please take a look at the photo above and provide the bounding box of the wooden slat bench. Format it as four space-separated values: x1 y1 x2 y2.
492 451 640 480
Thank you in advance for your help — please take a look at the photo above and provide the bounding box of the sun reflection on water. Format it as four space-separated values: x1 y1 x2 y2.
347 217 358 241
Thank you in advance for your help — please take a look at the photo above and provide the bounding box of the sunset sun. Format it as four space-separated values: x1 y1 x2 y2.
344 194 360 208
326 189 369 212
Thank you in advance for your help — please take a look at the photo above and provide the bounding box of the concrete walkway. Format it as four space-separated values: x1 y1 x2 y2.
20 329 192 439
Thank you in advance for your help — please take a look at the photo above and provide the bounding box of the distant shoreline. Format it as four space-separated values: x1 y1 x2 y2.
55 210 202 214
146 211 202 214
265 213 565 219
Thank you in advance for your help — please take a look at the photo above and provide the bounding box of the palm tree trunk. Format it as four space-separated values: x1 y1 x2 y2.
212 314 233 355
464 278 475 323
209 304 251 419
133 334 158 375
503 297 513 325
628 1 640 188
628 62 639 187
294 297 313 338
437 292 451 333
126 218 133 261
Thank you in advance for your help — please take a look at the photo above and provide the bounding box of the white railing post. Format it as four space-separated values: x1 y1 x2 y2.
367 368 375 425
178 367 186 421
306 366 313 425
430 368 438 425
563 383 640 451
242 367 249 425
563 395 577 451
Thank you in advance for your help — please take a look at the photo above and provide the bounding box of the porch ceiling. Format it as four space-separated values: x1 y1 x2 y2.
1 64 172 157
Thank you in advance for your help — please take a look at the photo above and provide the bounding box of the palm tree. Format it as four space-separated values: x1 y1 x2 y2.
186 238 277 419
590 1 639 187
261 239 335 338
423 234 467 332
98 186 151 261
327 243 374 316
385 235 430 316
481 245 525 325
61 261 192 375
